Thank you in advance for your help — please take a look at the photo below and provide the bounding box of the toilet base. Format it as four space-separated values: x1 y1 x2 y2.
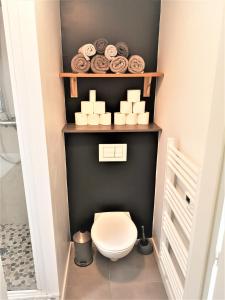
110 258 119 262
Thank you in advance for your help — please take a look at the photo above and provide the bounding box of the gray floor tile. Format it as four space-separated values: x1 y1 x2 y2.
65 244 167 300
65 247 111 299
109 246 162 284
110 282 167 300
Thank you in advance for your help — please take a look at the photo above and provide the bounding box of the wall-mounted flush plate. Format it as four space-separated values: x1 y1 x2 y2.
99 144 127 162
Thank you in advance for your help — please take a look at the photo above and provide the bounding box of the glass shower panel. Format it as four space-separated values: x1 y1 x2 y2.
0 6 36 291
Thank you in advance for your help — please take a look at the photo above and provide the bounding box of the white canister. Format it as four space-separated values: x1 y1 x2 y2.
120 101 132 114
114 113 126 125
126 113 138 125
89 90 96 102
127 90 141 102
133 101 145 114
99 113 111 125
75 113 88 125
81 101 94 114
88 114 99 125
138 112 149 125
93 101 106 114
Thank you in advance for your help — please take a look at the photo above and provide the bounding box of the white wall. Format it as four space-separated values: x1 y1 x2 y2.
154 0 224 250
213 236 225 300
154 0 224 298
34 0 70 296
0 7 14 117
0 259 7 300
1 0 70 297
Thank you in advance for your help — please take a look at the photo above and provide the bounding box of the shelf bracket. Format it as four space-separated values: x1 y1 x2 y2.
70 77 78 98
143 77 152 97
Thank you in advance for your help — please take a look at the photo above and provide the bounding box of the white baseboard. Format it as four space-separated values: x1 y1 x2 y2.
60 242 72 300
8 290 58 300
152 238 173 300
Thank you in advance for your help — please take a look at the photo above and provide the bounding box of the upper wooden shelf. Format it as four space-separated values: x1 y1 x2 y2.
63 123 162 134
59 72 163 78
59 72 163 98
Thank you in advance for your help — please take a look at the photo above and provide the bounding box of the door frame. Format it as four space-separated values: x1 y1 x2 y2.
202 151 225 299
1 1 59 298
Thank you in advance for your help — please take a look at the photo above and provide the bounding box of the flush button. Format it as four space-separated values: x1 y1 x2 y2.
114 145 123 158
103 146 114 158
99 144 127 162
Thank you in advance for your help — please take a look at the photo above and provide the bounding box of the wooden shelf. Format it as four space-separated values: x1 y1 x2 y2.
63 123 162 134
59 72 163 98
59 72 163 78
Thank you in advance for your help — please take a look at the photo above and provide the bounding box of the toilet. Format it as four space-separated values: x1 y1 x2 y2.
91 212 138 261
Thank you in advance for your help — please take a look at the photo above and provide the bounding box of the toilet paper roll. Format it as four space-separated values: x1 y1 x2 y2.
88 114 99 125
114 113 126 125
120 101 132 114
89 90 96 102
138 112 149 125
126 113 138 125
127 90 141 102
75 113 88 125
133 101 145 114
81 101 94 114
93 101 106 114
100 113 111 125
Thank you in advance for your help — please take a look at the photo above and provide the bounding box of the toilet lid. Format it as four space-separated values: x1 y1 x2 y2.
91 212 137 252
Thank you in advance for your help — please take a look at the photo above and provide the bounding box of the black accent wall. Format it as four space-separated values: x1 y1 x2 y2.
60 0 161 238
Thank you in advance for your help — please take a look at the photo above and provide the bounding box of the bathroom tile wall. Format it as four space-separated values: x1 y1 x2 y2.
60 0 161 237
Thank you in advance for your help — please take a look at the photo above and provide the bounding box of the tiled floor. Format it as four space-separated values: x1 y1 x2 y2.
65 244 167 300
0 224 36 291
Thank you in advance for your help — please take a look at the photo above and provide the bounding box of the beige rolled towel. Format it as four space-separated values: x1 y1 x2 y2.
93 38 109 54
91 55 110 74
78 43 96 60
110 56 128 74
71 54 91 73
128 55 145 73
104 45 117 61
115 42 129 58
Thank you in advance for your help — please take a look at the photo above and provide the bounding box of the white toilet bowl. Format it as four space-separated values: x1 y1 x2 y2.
91 212 137 261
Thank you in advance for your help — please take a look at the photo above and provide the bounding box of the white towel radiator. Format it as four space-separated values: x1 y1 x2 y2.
159 138 200 300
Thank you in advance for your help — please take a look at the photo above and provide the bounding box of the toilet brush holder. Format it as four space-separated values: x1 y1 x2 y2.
138 225 153 255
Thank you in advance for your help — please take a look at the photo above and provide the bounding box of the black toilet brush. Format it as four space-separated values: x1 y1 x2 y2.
138 225 153 255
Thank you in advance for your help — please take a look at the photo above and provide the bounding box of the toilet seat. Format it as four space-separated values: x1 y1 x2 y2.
91 212 137 253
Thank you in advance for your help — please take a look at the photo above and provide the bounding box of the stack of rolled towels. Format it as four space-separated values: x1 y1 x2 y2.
71 38 145 74
75 90 111 126
114 90 149 125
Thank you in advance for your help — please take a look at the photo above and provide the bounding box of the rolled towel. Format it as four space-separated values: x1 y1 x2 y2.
115 42 129 58
128 55 145 73
91 55 110 74
93 38 109 54
110 56 128 74
78 43 96 61
71 54 91 73
104 45 117 61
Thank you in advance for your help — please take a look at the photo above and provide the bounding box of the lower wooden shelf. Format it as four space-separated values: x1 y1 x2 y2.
63 123 161 133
